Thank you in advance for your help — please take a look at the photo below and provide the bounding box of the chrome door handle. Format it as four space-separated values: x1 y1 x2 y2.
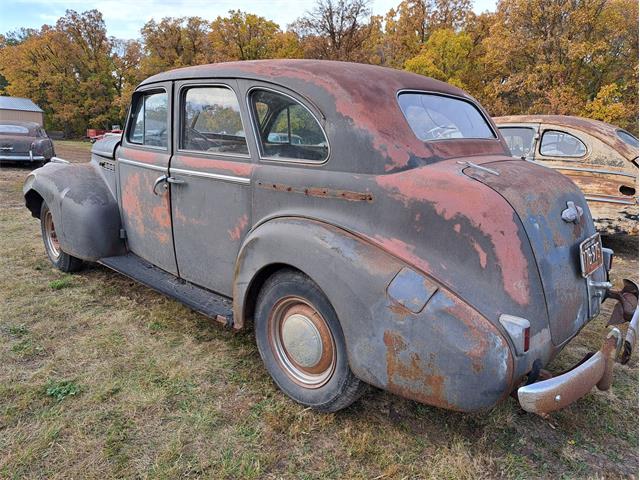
166 176 185 185
153 175 168 195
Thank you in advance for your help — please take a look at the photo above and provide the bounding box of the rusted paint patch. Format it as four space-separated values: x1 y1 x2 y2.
256 181 374 202
228 214 249 241
383 330 449 409
375 164 530 306
179 155 254 177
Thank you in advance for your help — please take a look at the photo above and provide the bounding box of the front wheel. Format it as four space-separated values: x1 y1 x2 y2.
40 202 83 272
255 269 365 412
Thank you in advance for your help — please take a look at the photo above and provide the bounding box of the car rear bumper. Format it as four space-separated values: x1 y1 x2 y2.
518 283 638 416
0 153 46 161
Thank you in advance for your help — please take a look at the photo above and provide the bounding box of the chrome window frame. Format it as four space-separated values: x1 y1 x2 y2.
124 87 170 152
538 129 588 159
396 89 499 142
246 86 331 165
177 82 251 159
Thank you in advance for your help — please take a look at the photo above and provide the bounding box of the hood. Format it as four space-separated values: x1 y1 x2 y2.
463 159 602 345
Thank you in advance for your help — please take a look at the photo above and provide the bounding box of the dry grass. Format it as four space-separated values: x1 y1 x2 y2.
0 141 638 479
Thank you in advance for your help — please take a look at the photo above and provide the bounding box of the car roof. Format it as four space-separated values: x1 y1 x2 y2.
138 60 508 173
494 115 638 161
140 59 467 98
0 120 41 129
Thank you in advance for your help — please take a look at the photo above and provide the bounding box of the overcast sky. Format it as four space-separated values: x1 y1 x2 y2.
0 0 497 40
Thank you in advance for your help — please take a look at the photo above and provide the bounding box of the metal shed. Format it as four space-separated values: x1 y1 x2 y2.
0 97 44 125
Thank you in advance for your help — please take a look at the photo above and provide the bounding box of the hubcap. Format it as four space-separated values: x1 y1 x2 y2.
268 297 336 388
43 210 60 261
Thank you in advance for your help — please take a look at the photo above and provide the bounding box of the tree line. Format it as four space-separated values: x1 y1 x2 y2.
0 0 637 137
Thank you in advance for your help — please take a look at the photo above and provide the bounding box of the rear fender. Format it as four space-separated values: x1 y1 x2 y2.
23 161 125 261
233 217 513 411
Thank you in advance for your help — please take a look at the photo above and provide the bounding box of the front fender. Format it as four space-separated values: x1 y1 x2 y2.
233 217 513 411
23 161 125 261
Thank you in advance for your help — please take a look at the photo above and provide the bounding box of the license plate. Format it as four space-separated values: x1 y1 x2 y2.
579 233 603 277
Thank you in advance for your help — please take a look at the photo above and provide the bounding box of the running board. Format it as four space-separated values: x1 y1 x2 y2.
99 253 234 328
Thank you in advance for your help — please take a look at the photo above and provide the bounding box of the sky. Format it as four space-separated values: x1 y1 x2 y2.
0 0 497 40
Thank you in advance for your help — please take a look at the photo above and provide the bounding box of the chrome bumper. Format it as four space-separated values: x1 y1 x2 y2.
518 328 621 415
0 153 46 161
518 280 638 416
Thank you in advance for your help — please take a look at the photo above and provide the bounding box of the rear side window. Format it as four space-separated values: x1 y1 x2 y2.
539 130 586 157
499 127 537 158
398 93 495 141
180 86 248 155
249 89 328 162
128 91 168 148
617 129 639 148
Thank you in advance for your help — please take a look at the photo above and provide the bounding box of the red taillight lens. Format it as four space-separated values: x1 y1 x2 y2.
524 326 530 352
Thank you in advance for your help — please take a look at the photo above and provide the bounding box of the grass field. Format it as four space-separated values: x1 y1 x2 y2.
0 140 638 479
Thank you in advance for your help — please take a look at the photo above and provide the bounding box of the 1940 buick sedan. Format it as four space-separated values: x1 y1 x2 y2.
23 60 638 414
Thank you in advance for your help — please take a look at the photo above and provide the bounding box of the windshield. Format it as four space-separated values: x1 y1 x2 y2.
0 124 30 135
616 129 639 148
398 93 495 141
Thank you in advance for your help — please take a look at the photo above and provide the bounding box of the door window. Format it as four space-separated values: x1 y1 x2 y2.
499 127 537 158
539 130 587 157
249 89 328 162
128 91 168 148
180 86 249 155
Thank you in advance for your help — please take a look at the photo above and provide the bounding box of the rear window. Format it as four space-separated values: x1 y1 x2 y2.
617 129 639 148
398 93 495 141
0 125 30 135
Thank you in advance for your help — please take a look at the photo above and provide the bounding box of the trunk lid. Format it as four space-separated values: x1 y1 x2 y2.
464 159 598 345
0 135 33 154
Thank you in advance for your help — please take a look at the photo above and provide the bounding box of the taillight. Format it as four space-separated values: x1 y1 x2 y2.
523 326 530 352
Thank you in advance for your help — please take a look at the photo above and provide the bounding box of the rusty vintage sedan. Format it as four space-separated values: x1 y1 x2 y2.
0 121 55 164
495 115 639 235
23 61 638 415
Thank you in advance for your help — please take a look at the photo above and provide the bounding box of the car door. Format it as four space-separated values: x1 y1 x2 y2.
169 80 254 296
117 82 177 274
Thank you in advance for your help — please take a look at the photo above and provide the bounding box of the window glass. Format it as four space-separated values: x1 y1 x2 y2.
0 124 29 135
181 87 248 155
539 130 586 157
250 89 328 162
128 91 168 148
617 129 639 148
398 93 495 141
499 127 537 158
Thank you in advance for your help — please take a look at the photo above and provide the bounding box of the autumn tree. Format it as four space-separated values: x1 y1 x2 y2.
0 10 120 135
140 17 212 76
210 10 302 61
291 0 378 61
478 0 638 132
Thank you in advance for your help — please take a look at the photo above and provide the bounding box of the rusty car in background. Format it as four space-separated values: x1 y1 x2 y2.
495 115 639 235
0 120 55 165
23 60 638 415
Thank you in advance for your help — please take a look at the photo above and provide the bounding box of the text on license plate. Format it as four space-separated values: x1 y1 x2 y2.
579 233 603 277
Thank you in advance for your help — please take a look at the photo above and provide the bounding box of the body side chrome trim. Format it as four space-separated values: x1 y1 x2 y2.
118 157 167 172
549 164 637 178
170 167 250 185
584 196 637 205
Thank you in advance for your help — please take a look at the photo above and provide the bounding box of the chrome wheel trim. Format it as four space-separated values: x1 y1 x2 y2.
268 296 337 388
43 210 61 261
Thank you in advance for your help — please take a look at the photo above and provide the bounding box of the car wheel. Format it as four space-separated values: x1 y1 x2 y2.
255 269 366 412
40 202 83 272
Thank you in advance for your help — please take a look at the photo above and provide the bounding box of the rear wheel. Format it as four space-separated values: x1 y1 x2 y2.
255 269 365 412
40 202 83 272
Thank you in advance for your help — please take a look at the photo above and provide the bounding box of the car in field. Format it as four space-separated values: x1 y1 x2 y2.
494 115 639 235
23 60 638 415
0 121 55 165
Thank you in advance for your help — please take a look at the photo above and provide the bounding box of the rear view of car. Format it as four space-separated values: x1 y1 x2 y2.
0 121 55 165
